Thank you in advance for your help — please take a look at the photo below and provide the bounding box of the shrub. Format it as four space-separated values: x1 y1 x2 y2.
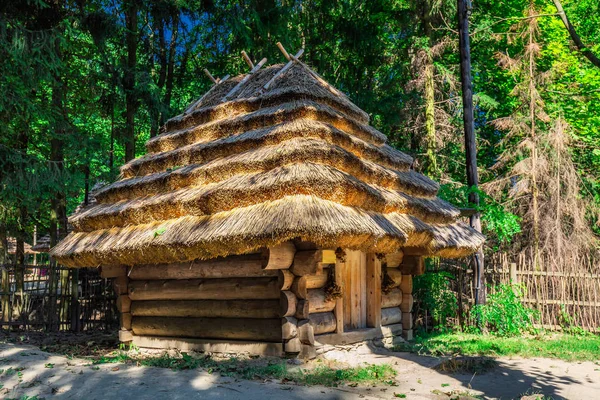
472 283 538 336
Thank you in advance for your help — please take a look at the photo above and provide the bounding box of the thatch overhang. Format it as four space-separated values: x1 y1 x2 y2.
51 62 484 267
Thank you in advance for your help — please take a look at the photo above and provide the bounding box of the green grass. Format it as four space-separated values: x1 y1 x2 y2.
91 351 396 386
394 332 600 362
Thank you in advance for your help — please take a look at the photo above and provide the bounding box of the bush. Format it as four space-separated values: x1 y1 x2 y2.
472 283 538 336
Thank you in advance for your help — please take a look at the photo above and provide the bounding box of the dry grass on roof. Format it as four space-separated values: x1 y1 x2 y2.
97 134 432 205
146 98 385 156
121 117 411 179
173 63 369 127
72 162 459 232
53 194 439 267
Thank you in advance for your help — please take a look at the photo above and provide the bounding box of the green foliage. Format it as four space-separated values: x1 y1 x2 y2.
395 331 600 362
472 284 539 336
413 268 457 329
438 185 522 247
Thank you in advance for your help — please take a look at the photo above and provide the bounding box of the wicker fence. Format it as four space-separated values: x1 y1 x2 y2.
424 252 600 332
0 263 118 332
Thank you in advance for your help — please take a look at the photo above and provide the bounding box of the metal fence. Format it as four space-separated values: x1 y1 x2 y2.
0 263 118 332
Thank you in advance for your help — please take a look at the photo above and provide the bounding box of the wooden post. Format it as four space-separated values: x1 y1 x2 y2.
334 251 345 334
458 0 486 305
510 262 518 284
366 253 381 328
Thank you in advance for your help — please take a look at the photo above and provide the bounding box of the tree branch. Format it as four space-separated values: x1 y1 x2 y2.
552 0 600 69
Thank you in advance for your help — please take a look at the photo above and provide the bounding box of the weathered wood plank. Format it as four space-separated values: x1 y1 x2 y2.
366 253 381 328
309 312 336 335
307 289 335 313
381 307 402 326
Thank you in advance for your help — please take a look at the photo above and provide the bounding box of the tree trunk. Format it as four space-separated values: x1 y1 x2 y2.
458 0 485 305
552 0 600 69
124 0 139 161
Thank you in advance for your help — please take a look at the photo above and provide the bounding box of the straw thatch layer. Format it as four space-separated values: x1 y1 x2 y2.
148 99 384 155
165 63 370 134
52 195 483 267
71 162 458 232
52 61 484 266
121 118 412 179
96 137 436 204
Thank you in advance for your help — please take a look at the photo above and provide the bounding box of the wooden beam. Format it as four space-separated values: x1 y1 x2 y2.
262 48 304 91
381 288 403 308
262 242 296 270
290 250 322 276
241 50 254 68
307 289 335 313
100 265 126 278
203 68 218 84
314 323 403 346
385 251 404 268
366 253 381 328
308 312 336 335
381 307 402 326
222 57 267 102
334 255 344 334
400 255 425 276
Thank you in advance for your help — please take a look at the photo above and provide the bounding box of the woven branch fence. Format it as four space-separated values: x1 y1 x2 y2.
424 251 600 332
0 263 118 332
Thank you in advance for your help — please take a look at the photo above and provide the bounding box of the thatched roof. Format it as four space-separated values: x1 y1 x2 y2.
31 234 51 253
7 237 37 255
51 62 484 267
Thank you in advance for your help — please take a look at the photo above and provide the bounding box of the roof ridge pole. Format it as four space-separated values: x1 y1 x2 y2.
262 43 304 91
183 69 230 114
222 53 268 102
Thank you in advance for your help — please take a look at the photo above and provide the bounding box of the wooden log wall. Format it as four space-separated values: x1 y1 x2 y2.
124 246 298 349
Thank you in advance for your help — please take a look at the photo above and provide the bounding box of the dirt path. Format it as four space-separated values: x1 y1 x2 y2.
0 342 598 399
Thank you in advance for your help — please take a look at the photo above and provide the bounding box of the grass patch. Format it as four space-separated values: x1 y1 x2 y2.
394 332 600 362
92 350 396 386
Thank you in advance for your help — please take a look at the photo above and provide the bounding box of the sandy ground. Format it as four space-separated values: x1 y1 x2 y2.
0 342 598 400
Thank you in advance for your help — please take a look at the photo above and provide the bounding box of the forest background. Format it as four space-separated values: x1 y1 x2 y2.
1 0 599 274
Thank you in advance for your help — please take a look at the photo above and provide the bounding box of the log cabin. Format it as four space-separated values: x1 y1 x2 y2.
51 50 484 358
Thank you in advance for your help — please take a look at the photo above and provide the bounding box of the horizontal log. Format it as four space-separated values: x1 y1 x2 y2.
113 276 128 295
128 277 279 301
309 312 336 335
400 275 413 294
295 300 309 319
100 265 126 278
121 312 132 330
130 300 280 319
381 307 402 326
280 291 297 317
278 270 294 290
282 317 298 340
298 319 315 345
381 288 403 308
402 312 413 330
128 254 277 280
132 316 282 341
117 295 131 313
386 251 404 268
306 272 328 289
262 242 296 270
119 329 133 342
307 289 335 313
284 337 302 353
290 250 322 276
132 336 283 357
400 294 414 313
291 276 308 299
400 256 424 276
386 269 402 288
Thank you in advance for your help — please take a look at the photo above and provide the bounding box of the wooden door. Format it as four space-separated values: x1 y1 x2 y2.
343 250 367 330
